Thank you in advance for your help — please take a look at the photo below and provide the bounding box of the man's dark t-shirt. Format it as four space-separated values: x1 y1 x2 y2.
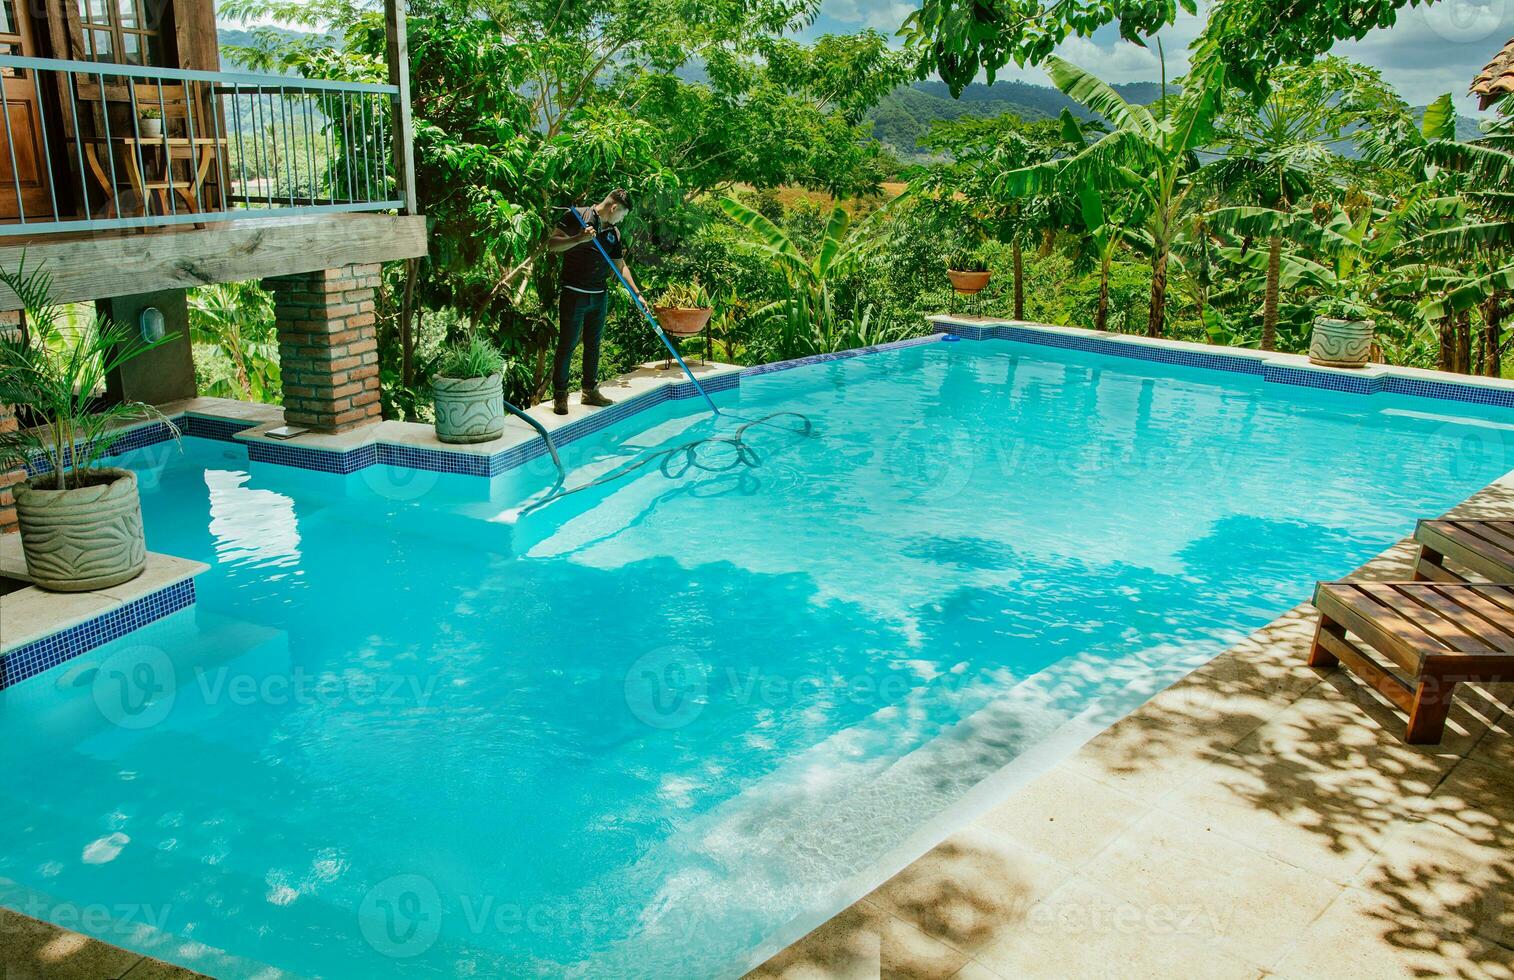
558 206 625 293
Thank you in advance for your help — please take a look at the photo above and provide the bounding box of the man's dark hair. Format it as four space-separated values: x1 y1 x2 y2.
606 188 632 210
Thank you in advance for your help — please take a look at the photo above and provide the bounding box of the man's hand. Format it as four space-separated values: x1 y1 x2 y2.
577 226 598 243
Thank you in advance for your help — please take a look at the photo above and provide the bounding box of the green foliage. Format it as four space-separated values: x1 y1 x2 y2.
653 280 711 309
437 334 505 380
0 260 177 489
189 282 280 404
946 247 989 272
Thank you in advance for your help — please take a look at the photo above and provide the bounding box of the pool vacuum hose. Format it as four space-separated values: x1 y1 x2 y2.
496 205 815 513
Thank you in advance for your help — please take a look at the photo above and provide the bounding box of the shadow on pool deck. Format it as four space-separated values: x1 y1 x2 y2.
748 480 1514 979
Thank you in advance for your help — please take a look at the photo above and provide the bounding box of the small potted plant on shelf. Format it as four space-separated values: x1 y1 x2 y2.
652 279 714 339
946 247 992 295
431 334 506 444
1309 294 1376 369
0 261 176 592
138 107 163 138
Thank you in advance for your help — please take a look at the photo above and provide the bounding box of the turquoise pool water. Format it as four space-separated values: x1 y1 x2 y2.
4 339 1514 978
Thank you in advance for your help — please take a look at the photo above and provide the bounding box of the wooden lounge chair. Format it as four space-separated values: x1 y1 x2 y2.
1413 519 1514 583
1309 581 1514 743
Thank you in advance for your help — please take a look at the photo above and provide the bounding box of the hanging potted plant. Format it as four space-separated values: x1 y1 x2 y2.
946 247 992 295
431 335 506 444
652 280 714 339
1309 294 1376 369
0 261 176 592
138 107 163 139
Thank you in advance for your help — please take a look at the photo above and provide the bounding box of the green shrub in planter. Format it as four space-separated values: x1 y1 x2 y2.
432 335 507 444
0 259 177 591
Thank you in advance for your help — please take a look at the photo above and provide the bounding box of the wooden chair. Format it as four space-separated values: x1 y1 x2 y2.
1413 519 1514 583
1309 581 1514 743
74 78 226 223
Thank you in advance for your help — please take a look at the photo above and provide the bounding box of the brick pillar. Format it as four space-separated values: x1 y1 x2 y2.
264 264 383 433
0 309 24 533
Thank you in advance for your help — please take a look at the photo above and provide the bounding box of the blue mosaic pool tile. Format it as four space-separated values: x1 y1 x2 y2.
742 334 946 377
183 414 258 442
377 443 494 478
246 440 378 475
1262 364 1383 394
963 323 1267 376
1382 375 1514 408
0 578 196 690
28 417 185 476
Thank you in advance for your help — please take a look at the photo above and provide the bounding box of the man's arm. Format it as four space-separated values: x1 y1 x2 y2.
547 223 595 253
616 259 647 304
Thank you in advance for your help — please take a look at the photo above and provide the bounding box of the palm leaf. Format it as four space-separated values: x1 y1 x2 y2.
1044 56 1155 138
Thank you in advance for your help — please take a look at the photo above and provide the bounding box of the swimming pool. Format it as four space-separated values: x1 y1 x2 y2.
4 336 1513 978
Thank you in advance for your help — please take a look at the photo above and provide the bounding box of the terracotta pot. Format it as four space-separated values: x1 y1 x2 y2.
433 373 505 444
1309 317 1375 369
947 270 991 295
654 306 713 338
15 467 146 592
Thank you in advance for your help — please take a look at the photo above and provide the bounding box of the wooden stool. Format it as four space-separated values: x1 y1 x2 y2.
1309 581 1514 743
1414 519 1514 583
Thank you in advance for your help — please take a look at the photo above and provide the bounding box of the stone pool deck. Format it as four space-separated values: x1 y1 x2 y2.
749 476 1514 979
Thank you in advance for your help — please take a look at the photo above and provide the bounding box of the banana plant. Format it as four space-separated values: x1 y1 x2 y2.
719 195 900 358
998 54 1225 338
1073 180 1143 333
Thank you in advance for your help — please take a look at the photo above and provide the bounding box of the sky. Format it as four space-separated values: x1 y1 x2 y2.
812 0 1514 115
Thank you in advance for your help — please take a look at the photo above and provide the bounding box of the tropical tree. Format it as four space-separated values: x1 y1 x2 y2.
901 0 1477 99
1208 58 1404 349
916 112 1084 319
1000 56 1224 337
188 283 281 403
1412 108 1514 375
718 196 907 358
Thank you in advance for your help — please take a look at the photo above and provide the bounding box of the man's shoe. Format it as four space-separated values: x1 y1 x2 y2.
581 388 614 408
553 391 570 415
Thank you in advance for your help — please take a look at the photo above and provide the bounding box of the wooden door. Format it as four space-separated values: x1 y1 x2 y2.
0 0 52 221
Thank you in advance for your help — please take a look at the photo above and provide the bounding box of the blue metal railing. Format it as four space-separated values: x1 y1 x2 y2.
0 55 404 235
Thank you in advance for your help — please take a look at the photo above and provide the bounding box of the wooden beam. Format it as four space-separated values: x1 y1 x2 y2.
0 213 427 309
385 0 418 215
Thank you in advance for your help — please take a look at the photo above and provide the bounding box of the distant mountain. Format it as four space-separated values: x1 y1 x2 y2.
1410 104 1484 143
872 81 1488 161
869 79 1167 159
217 26 334 69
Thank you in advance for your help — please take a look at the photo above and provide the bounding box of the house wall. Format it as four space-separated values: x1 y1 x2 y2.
101 289 197 406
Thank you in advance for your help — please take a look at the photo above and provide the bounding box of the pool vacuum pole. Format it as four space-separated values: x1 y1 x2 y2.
562 205 721 416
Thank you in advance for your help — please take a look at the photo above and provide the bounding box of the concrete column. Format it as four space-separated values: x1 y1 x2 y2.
1 309 24 534
263 264 382 433
100 289 196 406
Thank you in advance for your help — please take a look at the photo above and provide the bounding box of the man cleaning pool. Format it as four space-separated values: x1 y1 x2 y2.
546 189 644 415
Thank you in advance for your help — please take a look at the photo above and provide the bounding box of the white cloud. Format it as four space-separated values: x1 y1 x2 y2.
814 0 1514 115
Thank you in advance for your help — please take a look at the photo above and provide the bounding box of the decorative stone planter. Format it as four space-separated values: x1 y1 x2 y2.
653 306 713 338
15 468 146 592
947 270 991 295
433 373 506 444
1309 317 1374 369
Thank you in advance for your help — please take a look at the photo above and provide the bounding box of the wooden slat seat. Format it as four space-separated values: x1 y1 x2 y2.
1414 519 1514 583
1310 581 1514 743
